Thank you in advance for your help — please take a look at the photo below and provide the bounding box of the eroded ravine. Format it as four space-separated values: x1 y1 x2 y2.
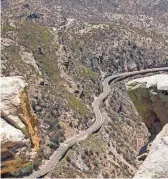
28 67 168 178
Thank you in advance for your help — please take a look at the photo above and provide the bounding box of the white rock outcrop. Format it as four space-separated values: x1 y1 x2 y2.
1 76 27 130
127 74 168 137
0 118 25 144
1 76 39 176
134 124 168 178
127 74 168 178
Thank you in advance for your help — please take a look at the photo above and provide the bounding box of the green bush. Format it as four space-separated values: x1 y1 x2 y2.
65 155 71 162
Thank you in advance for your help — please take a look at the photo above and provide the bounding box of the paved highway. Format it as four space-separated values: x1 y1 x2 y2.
28 67 168 178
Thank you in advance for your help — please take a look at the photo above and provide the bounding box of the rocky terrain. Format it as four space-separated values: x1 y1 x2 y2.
1 76 39 176
1 0 168 178
127 74 168 140
134 123 168 178
127 74 168 178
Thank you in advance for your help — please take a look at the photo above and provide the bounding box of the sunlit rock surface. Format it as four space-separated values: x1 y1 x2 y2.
127 74 168 178
127 74 168 138
0 76 39 176
134 124 168 178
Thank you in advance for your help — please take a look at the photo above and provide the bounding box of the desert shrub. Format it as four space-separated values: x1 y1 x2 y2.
81 151 86 160
83 156 90 166
50 135 59 144
88 149 93 157
33 159 41 170
71 161 76 168
69 122 73 127
59 136 65 143
65 155 71 162
95 151 99 156
76 149 80 155
103 172 109 178
84 148 89 155
93 159 99 167
37 148 44 158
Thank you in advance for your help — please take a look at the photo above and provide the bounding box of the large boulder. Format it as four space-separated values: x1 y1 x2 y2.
0 119 25 144
0 76 39 176
127 74 168 138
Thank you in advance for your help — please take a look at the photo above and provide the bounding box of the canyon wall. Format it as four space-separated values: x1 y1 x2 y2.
127 74 168 139
127 74 168 178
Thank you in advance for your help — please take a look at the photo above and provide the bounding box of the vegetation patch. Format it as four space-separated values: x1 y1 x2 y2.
79 67 98 78
68 94 89 116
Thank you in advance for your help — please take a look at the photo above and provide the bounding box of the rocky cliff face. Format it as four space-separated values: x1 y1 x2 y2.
134 123 168 178
1 76 39 177
127 74 168 178
127 74 168 139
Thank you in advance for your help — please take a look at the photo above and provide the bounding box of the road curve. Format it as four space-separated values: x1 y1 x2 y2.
28 67 168 178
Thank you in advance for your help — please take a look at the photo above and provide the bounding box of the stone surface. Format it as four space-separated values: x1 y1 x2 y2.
127 74 168 138
134 124 168 178
0 76 39 176
127 74 168 178
20 47 42 75
1 76 27 130
0 118 25 144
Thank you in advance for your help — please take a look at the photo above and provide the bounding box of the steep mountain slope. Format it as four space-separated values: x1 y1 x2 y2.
1 20 95 177
1 0 168 177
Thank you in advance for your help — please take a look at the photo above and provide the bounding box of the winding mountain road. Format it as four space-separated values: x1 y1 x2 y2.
28 67 168 178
